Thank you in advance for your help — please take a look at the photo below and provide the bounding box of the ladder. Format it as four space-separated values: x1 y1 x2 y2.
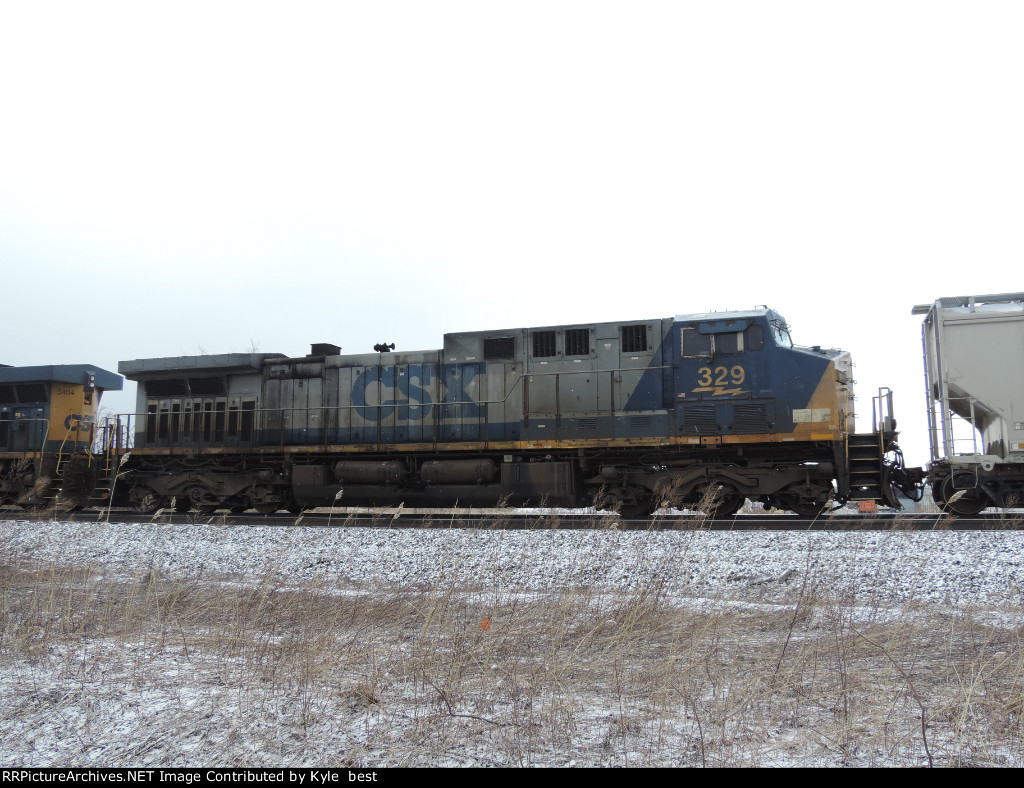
87 418 124 507
847 432 885 501
845 387 896 504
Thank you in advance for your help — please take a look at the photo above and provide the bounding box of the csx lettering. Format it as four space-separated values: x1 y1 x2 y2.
64 414 93 430
351 365 484 422
352 367 434 420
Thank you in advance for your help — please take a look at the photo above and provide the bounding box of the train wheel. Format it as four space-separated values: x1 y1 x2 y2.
173 496 193 513
771 484 831 517
786 499 829 517
254 503 280 515
618 495 654 518
174 485 223 514
595 487 653 518
696 484 744 518
135 491 166 514
940 475 988 516
707 496 744 518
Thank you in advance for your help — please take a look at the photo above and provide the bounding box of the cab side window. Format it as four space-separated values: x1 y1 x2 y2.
683 323 765 358
682 328 712 358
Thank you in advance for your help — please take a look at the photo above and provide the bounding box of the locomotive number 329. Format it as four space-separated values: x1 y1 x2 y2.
697 366 746 387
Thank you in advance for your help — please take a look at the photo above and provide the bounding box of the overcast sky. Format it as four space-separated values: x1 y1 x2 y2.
2 1 1021 467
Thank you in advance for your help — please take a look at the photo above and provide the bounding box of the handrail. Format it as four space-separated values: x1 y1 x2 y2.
0 417 49 454
110 363 670 451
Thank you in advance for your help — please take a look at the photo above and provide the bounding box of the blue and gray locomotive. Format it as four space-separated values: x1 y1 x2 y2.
112 306 919 516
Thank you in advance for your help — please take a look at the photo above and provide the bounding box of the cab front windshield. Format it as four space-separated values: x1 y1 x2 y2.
771 319 793 348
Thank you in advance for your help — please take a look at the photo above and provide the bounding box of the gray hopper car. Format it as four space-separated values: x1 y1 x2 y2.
914 292 1024 514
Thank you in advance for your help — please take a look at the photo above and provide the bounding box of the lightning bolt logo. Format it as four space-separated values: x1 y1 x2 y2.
692 386 746 397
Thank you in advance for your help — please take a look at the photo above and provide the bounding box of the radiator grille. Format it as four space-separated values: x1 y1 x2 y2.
733 404 770 432
682 406 717 434
532 330 556 357
565 328 590 356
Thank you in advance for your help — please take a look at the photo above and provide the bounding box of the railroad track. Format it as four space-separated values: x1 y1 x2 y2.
4 507 1022 530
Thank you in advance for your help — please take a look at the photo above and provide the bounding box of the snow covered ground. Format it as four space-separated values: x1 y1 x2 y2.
5 517 1023 605
2 517 1023 767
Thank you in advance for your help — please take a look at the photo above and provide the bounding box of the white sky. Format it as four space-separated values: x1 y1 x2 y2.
2 1 1022 467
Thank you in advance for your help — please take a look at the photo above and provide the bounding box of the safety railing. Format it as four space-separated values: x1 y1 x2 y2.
871 387 896 434
108 364 672 451
0 417 50 454
110 401 514 451
95 414 134 454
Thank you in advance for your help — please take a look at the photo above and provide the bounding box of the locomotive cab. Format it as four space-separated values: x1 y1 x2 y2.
670 308 854 446
0 364 122 508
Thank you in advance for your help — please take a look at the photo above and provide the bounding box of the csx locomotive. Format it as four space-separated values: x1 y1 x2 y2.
2 304 928 516
0 364 123 509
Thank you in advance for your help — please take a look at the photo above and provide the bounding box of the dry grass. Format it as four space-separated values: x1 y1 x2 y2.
0 517 1022 767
